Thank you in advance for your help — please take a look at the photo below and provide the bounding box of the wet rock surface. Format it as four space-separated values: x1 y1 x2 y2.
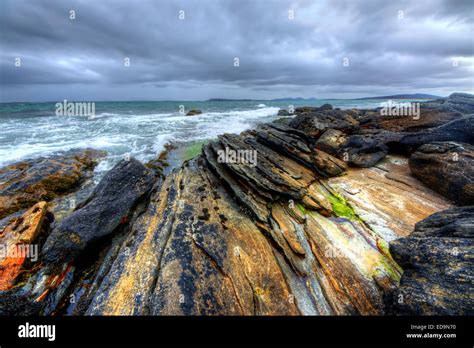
290 109 359 137
422 92 474 115
0 149 105 219
385 206 474 315
0 202 48 291
409 142 474 205
0 93 473 316
186 109 202 116
399 115 474 152
42 158 155 269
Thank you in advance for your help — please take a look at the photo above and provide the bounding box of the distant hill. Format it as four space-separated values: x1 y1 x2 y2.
357 93 442 100
206 98 254 102
271 97 318 101
206 97 318 102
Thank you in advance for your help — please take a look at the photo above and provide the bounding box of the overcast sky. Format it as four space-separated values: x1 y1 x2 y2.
0 0 473 102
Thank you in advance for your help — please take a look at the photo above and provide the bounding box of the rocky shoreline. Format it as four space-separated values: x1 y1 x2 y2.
0 93 472 315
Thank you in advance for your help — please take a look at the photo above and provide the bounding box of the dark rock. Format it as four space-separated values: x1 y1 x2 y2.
412 205 474 238
409 142 474 205
186 109 202 116
375 108 461 132
294 106 319 114
289 109 359 138
315 129 347 157
385 206 474 315
399 115 474 152
84 160 300 315
357 96 469 132
319 103 333 111
311 149 348 177
277 109 291 116
422 92 474 115
255 124 314 169
0 149 106 219
341 134 390 167
41 158 155 268
0 286 43 315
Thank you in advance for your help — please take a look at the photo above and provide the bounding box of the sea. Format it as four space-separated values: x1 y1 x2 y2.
0 99 428 174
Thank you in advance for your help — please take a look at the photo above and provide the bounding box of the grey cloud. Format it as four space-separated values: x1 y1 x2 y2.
0 0 473 101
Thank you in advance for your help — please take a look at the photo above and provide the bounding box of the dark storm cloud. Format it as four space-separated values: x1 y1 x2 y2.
0 0 472 101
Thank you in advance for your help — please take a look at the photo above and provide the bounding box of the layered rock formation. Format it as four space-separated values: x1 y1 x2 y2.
0 202 48 291
0 149 105 219
0 92 472 316
409 142 474 205
385 206 474 315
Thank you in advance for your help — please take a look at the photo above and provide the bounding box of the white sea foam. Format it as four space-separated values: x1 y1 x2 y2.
0 106 280 171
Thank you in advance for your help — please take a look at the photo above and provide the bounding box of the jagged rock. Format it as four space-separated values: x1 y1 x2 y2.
376 108 462 132
0 158 157 315
47 178 96 226
76 144 454 316
186 109 202 116
0 149 105 219
41 158 155 268
311 149 347 177
409 142 474 205
85 160 300 315
294 106 319 114
399 115 474 152
319 103 333 111
356 93 473 133
80 155 404 315
385 206 474 315
0 202 48 290
2 96 469 317
327 155 452 242
422 92 474 115
341 134 390 167
412 205 474 238
315 129 347 157
289 109 359 137
277 109 291 116
340 115 474 167
145 143 176 177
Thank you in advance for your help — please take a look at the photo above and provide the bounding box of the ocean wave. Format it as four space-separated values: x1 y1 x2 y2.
0 106 281 170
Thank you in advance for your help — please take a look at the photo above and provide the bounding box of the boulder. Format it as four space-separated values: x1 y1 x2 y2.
359 93 473 133
294 106 319 114
319 103 333 111
409 142 474 205
385 206 474 315
0 149 105 219
341 134 389 167
289 109 359 138
277 109 291 116
311 149 348 177
41 158 155 268
315 129 347 157
422 92 474 115
186 109 202 116
399 115 474 152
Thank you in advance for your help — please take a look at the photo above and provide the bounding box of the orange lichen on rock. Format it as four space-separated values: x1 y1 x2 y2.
0 202 47 290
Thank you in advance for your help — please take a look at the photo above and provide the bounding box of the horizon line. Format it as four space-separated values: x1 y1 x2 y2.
0 94 449 104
